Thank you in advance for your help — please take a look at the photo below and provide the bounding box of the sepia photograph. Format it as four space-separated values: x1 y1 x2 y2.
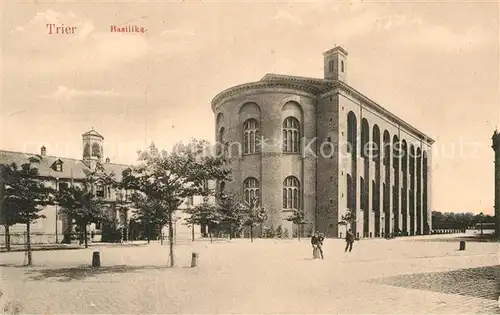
1 1 499 314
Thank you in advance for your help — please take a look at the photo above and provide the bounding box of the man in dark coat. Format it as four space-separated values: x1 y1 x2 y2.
345 228 354 252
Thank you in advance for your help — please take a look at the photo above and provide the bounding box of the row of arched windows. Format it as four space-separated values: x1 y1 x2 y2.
346 113 428 164
238 176 301 210
346 110 429 235
217 116 302 155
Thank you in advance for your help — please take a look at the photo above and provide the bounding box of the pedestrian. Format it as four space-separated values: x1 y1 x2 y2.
311 231 324 259
345 228 354 253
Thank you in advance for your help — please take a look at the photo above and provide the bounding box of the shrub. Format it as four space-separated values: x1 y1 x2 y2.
283 228 289 239
275 225 283 238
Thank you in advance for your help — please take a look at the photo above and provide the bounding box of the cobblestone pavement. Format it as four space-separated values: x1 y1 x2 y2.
370 265 499 301
0 238 498 314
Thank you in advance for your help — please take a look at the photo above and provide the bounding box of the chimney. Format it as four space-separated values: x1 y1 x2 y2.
41 146 47 156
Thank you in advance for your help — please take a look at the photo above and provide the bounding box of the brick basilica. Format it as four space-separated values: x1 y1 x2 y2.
211 46 434 238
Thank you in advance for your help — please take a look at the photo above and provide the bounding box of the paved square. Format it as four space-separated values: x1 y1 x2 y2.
1 238 498 314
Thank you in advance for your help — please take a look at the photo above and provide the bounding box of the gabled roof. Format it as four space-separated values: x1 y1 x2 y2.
82 129 104 139
0 150 129 181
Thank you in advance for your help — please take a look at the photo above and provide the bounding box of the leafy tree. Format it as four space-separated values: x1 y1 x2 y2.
120 140 229 267
216 192 246 239
185 201 221 243
337 208 356 236
57 186 105 248
2 157 52 265
130 192 169 244
0 165 23 251
241 197 267 242
286 210 309 241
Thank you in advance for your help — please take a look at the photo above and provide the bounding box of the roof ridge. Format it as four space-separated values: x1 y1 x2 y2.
0 149 131 166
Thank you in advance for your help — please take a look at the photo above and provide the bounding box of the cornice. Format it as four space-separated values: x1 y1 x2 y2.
321 81 435 145
211 81 320 111
211 74 435 145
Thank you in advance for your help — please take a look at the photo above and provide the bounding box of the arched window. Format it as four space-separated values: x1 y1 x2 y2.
243 119 260 154
83 143 90 157
383 131 391 166
372 125 380 162
329 60 334 72
91 143 101 157
361 118 369 159
243 177 259 204
283 176 300 210
341 60 345 73
347 111 357 156
392 136 400 169
217 127 225 155
282 117 300 154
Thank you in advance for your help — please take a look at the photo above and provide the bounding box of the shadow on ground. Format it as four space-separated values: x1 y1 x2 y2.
369 265 500 301
25 265 167 282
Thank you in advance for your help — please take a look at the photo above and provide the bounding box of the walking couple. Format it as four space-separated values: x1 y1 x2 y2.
311 231 324 259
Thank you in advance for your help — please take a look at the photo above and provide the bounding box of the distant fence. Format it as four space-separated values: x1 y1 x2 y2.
0 232 88 246
431 229 466 234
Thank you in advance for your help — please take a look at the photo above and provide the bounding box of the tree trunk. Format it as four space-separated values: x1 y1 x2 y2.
78 224 83 246
26 222 33 266
4 225 11 252
209 231 213 243
84 224 88 248
298 224 301 241
191 224 195 242
229 223 232 240
168 214 175 267
250 226 253 243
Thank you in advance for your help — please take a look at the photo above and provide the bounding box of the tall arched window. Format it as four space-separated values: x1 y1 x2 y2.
283 176 300 210
243 119 260 154
282 117 300 154
361 119 370 159
329 60 334 72
372 125 380 162
341 60 345 73
243 177 260 204
347 112 357 156
83 142 90 156
91 143 101 157
383 131 391 166
217 127 225 155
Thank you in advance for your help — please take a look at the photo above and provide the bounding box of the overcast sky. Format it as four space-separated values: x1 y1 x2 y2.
1 1 499 215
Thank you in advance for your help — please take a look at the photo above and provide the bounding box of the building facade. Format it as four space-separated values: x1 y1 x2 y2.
0 129 133 244
492 130 500 240
212 46 434 238
0 129 207 245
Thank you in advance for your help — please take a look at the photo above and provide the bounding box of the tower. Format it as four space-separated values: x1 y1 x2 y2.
492 130 500 240
82 128 104 170
323 46 348 82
